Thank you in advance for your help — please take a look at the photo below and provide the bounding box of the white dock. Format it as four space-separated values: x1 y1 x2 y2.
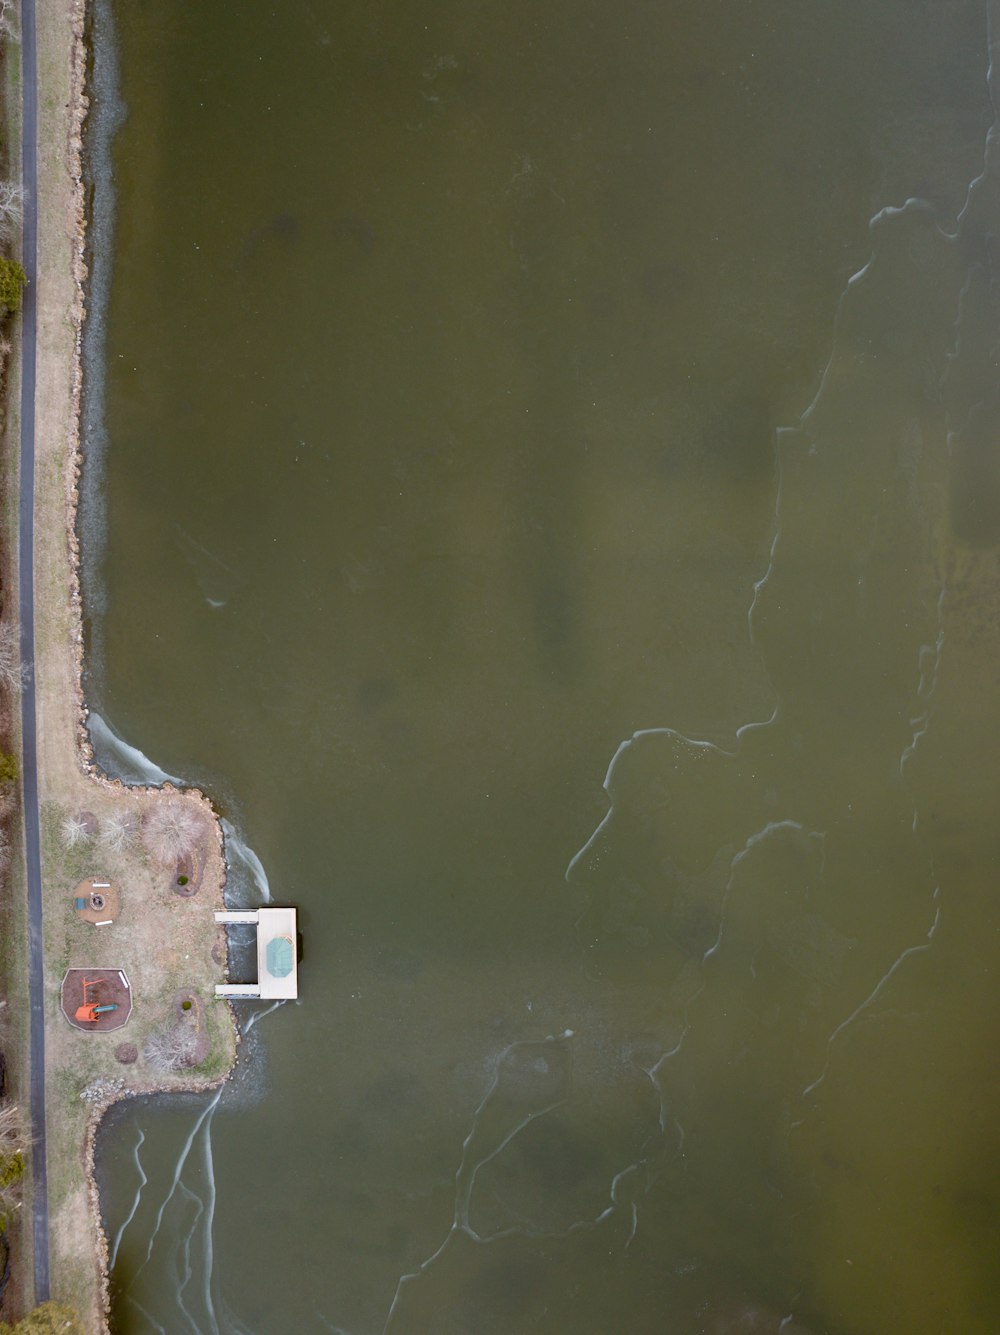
214 906 298 1000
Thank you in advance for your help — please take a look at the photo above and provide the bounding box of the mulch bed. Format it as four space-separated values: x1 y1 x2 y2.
61 968 133 1032
173 847 205 897
172 988 201 1022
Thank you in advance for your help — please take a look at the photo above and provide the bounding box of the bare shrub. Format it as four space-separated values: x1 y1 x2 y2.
0 0 17 41
0 823 10 871
142 799 205 865
99 810 136 855
0 1102 25 1152
60 812 92 850
143 1025 199 1073
0 180 23 241
0 621 26 693
0 180 22 242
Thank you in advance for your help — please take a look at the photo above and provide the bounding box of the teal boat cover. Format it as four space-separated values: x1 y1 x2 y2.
266 935 294 978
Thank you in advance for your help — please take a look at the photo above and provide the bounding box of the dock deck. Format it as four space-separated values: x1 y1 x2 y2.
214 906 298 999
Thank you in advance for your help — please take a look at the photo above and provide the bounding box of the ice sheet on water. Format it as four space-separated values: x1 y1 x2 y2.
87 712 182 786
220 818 272 905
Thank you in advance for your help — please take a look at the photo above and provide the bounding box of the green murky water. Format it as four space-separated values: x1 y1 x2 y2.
86 1 1000 1331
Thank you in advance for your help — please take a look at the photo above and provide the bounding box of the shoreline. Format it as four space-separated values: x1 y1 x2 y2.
33 1 239 1327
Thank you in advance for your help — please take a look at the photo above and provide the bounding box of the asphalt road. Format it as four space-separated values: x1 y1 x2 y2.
18 0 51 1304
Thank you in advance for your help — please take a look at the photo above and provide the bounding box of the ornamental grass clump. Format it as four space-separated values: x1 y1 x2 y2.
143 1025 199 1073
143 799 205 865
99 810 136 854
59 812 91 850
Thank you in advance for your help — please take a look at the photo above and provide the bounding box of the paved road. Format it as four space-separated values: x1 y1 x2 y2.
18 0 51 1304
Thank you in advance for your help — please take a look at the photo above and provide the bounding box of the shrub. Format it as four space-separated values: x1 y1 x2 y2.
0 1104 27 1231
0 1150 22 1190
0 1303 85 1334
0 751 17 783
0 257 25 315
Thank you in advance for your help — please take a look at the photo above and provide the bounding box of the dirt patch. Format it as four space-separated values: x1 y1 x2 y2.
113 1044 137 1065
186 1027 211 1068
71 876 119 925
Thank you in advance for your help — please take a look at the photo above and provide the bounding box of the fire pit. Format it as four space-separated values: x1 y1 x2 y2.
72 877 121 926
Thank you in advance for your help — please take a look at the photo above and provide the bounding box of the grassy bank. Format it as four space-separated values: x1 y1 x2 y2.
1 5 32 1323
14 3 241 1329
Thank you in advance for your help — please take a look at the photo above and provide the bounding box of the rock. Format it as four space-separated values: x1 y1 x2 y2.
80 1076 127 1104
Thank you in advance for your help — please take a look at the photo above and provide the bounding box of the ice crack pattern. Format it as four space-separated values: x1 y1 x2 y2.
97 4 1000 1332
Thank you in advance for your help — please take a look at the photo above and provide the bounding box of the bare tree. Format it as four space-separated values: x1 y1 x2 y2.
60 812 92 850
143 1025 199 1073
99 810 135 855
0 181 23 241
143 799 205 865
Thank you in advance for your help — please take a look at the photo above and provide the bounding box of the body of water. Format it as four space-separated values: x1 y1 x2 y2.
85 1 1000 1331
